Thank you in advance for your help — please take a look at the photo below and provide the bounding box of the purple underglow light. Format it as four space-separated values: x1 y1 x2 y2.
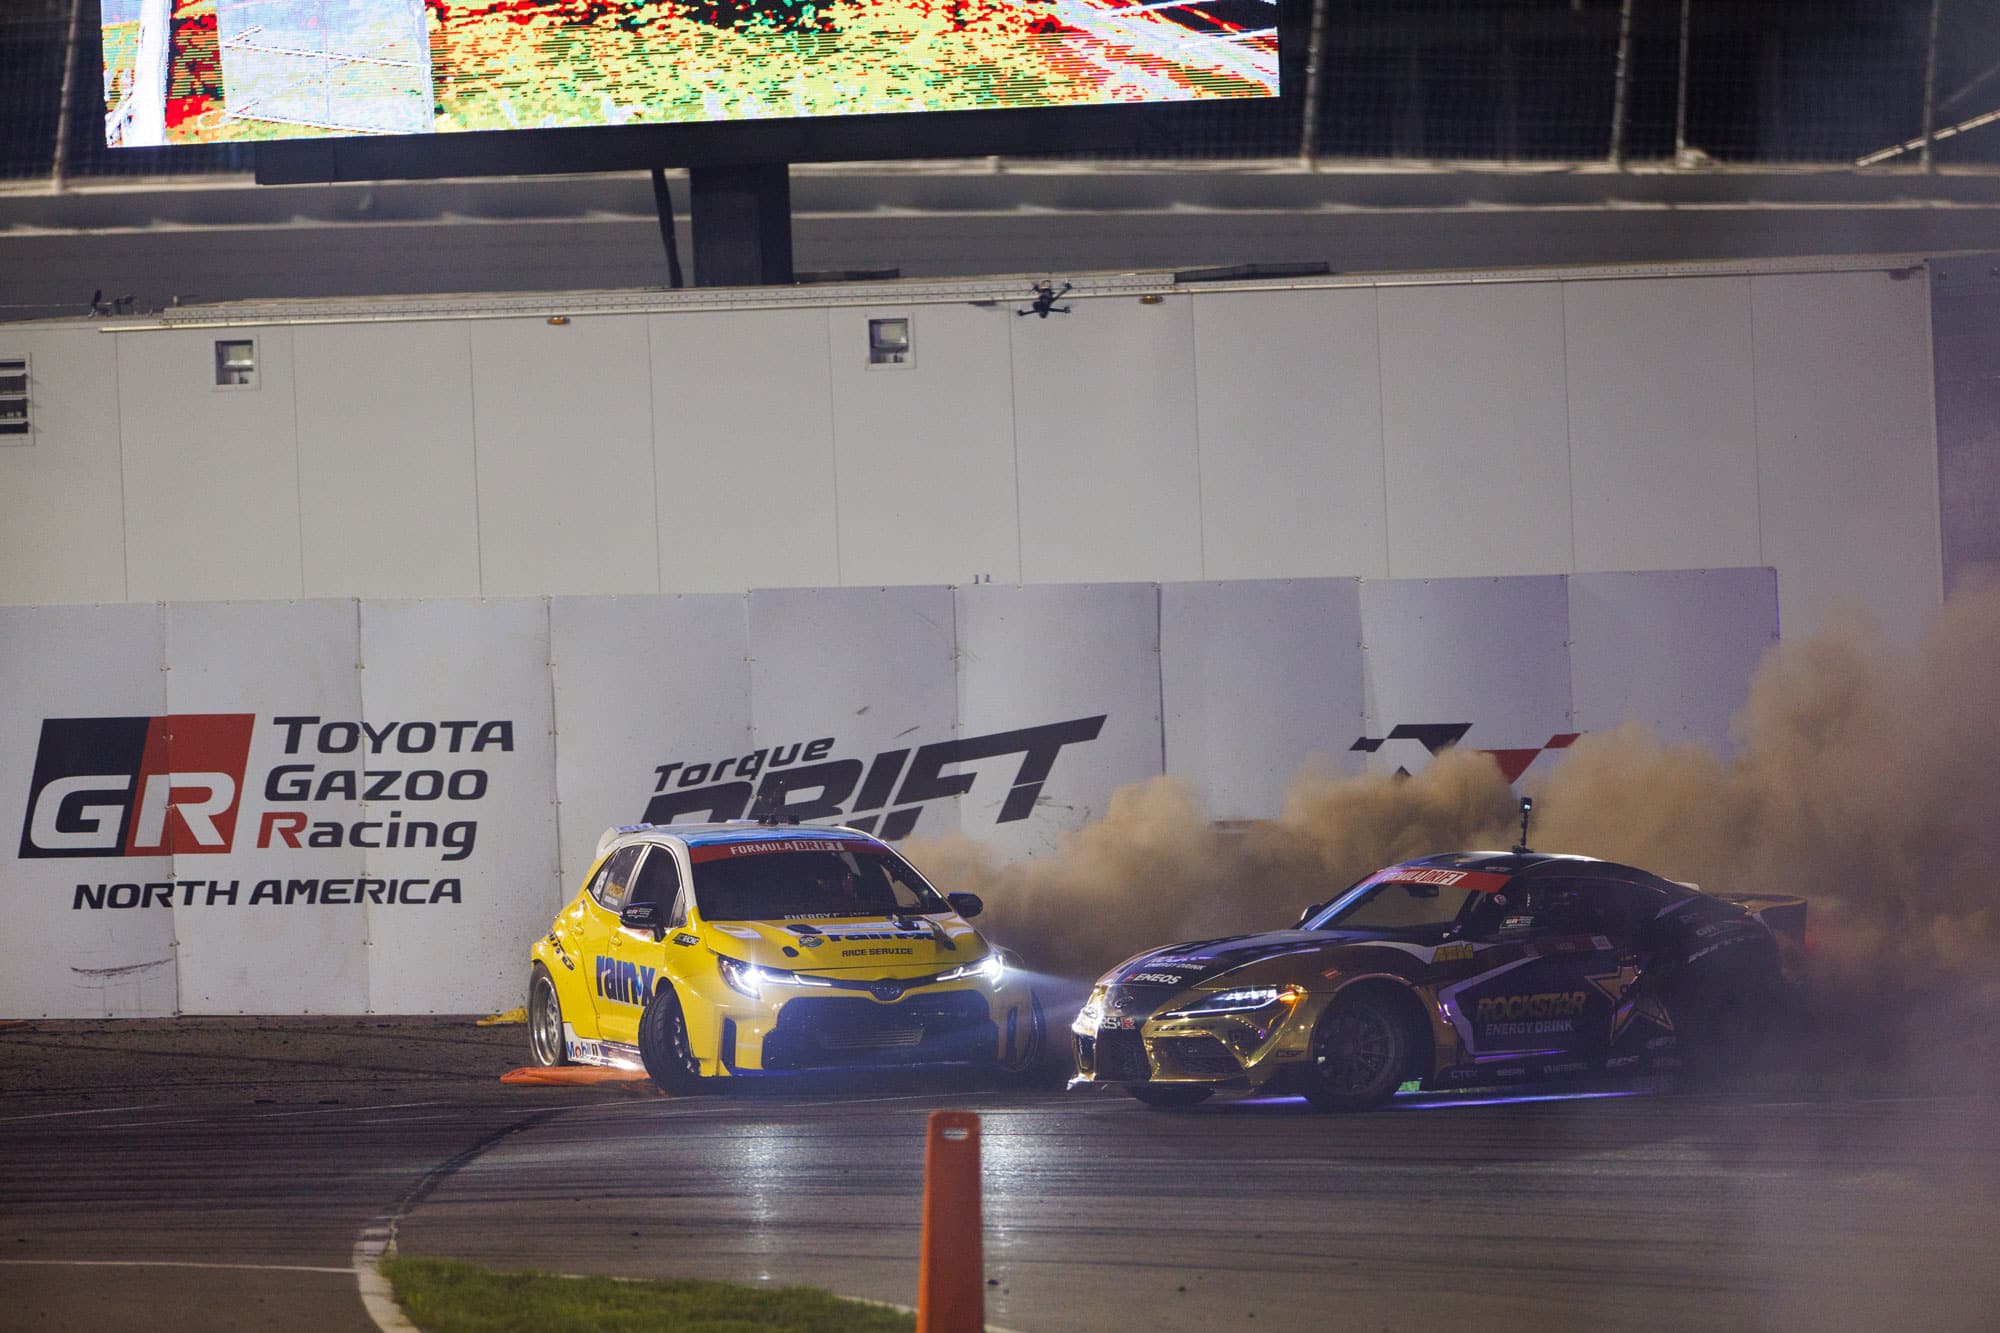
1401 1087 1650 1109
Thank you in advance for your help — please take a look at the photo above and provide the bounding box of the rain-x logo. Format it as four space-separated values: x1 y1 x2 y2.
18 715 256 858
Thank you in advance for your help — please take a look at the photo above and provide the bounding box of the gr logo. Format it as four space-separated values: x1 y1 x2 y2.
18 715 255 859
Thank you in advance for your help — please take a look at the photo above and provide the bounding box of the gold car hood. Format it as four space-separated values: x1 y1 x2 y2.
702 914 984 972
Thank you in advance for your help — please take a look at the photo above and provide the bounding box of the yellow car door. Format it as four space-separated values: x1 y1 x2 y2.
599 843 681 1046
581 843 645 1039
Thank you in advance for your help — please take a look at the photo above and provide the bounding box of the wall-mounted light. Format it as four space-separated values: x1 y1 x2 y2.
547 315 571 326
868 316 913 368
214 339 257 389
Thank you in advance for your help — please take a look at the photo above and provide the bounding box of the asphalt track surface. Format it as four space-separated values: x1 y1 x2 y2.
4 1006 1999 1332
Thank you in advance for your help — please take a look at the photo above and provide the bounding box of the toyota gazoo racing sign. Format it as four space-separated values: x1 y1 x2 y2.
20 712 518 912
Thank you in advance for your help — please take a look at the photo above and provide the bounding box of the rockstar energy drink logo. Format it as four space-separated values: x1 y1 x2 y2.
1475 991 1589 1022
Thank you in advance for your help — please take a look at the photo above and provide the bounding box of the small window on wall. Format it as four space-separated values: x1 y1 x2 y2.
867 316 913 368
0 356 28 440
214 339 257 389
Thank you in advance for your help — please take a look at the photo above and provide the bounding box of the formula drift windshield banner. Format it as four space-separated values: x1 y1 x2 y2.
100 0 1281 148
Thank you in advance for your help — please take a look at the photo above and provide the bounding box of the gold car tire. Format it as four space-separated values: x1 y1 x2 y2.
528 964 568 1068
1302 991 1407 1113
637 982 707 1096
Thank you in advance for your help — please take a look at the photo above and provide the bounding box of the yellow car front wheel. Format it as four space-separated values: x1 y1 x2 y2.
637 983 707 1095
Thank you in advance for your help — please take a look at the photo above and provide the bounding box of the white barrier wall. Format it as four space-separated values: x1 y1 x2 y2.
0 260 1942 647
1 570 1776 1017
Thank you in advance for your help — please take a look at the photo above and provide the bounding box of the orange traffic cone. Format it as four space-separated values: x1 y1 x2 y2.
917 1109 983 1333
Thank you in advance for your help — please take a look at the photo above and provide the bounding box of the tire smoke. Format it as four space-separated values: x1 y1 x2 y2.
907 576 2000 986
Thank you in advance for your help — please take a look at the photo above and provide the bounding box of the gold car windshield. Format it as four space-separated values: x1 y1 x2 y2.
692 848 949 922
1311 880 1484 932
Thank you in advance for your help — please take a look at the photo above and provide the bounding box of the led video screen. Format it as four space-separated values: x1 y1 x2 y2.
101 0 1281 148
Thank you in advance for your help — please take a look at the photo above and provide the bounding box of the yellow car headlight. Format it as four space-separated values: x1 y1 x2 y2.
716 954 831 999
937 951 1005 987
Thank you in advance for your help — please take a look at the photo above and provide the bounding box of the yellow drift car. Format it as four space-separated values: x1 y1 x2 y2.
528 821 1042 1090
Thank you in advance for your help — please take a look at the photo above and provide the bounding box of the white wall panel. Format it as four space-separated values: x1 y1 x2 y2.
1161 579 1366 820
295 322 481 599
1565 278 1763 572
117 326 305 601
1193 290 1388 579
827 304 1020 586
0 327 128 604
163 600 368 1013
358 599 558 1013
1359 576 1573 775
1569 569 1778 752
747 585 959 839
1378 284 1574 577
650 309 839 592
1751 270 1942 645
0 604 174 1017
470 315 658 596
1010 296 1204 584
955 583 1161 859
550 593 749 893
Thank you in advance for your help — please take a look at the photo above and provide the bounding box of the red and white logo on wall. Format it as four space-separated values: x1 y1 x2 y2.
18 715 255 859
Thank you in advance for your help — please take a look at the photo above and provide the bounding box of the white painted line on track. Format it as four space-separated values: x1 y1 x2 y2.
247 1100 450 1120
0 1259 354 1275
0 1102 172 1124
353 1222 419 1333
21 1099 461 1132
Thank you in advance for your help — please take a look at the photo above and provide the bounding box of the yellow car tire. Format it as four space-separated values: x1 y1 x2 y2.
637 983 707 1095
527 964 568 1068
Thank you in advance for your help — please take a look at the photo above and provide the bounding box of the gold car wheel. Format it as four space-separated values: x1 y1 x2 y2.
1303 994 1404 1112
528 967 566 1067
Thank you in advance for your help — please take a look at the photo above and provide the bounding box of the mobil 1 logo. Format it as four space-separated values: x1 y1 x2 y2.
18 714 255 859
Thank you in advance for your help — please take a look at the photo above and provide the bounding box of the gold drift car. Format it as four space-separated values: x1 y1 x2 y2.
528 822 1042 1090
1072 851 1806 1111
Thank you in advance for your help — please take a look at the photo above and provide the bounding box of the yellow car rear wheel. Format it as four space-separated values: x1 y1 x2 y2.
528 965 567 1068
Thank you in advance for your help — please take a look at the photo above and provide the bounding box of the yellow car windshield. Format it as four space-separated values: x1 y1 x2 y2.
693 849 949 922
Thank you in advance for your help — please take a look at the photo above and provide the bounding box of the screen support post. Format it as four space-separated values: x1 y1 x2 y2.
686 163 794 288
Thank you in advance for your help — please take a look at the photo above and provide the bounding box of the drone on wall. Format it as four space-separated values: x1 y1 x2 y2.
1018 281 1073 318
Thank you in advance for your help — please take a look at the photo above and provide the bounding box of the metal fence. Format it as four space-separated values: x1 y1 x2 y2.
3 0 1995 182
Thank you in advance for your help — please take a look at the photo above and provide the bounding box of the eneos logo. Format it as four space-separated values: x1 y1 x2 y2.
19 715 255 859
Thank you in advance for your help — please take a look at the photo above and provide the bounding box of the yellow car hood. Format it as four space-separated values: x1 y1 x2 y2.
701 914 986 973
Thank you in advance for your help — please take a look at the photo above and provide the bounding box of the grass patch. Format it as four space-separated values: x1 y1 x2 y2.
381 1254 915 1333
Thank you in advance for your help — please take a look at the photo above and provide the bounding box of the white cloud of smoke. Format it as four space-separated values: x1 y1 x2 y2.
906 576 2000 988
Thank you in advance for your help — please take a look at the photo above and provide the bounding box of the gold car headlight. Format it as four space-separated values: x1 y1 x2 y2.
1072 984 1109 1037
1164 984 1303 1018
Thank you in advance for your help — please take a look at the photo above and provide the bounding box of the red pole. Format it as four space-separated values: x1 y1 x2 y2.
917 1110 983 1333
